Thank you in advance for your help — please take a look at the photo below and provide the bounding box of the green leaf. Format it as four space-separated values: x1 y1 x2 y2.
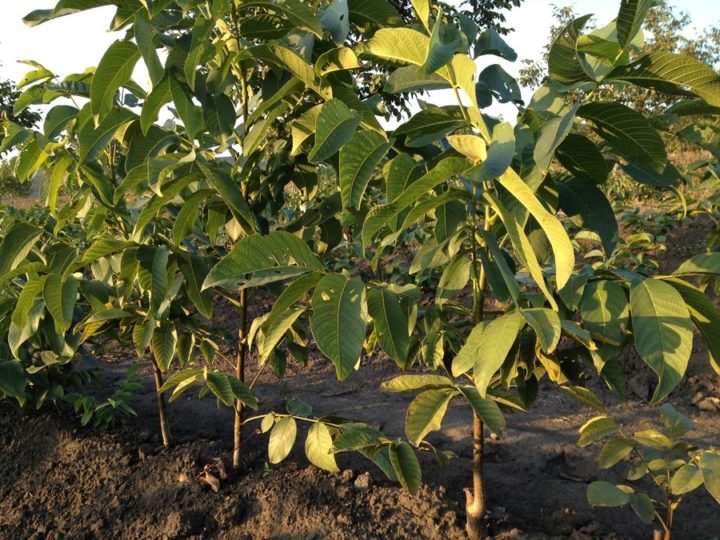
483 122 515 178
673 253 720 276
393 106 467 147
496 168 575 289
608 52 720 107
630 279 694 403
141 76 171 134
368 287 410 366
556 134 609 184
381 374 455 392
0 360 27 401
475 27 517 61
178 253 214 319
457 385 506 435
699 452 720 504
133 320 154 357
557 176 618 254
629 493 655 523
548 15 593 84
91 40 140 123
388 441 422 493
577 102 666 172
436 256 471 306
420 12 467 74
617 0 654 48
671 463 704 495
316 47 362 74
522 308 561 353
305 422 339 473
664 277 720 375
533 106 578 172
172 189 213 244
238 0 324 38
385 66 449 94
578 415 618 447
340 130 390 210
308 99 360 164
134 17 164 86
598 438 634 469
206 371 234 406
405 388 456 446
348 0 401 29
257 307 305 365
310 275 366 381
44 105 79 139
268 416 297 464
43 274 78 333
0 222 42 276
229 377 259 409
196 158 256 234
169 76 204 138
321 0 350 43
151 323 177 372
78 107 137 163
461 311 524 396
357 27 428 66
204 231 322 290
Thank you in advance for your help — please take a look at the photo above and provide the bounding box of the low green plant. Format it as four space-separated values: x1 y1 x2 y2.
580 404 720 540
65 363 144 428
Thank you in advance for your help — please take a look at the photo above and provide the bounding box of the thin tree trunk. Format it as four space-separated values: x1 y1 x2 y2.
152 361 171 447
233 287 248 469
466 200 489 539
465 413 486 539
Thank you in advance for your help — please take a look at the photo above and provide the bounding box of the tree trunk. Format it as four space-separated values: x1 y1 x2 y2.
152 361 171 447
233 287 248 469
465 413 486 539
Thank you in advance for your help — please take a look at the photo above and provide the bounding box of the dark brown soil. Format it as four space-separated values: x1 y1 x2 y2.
1 222 720 540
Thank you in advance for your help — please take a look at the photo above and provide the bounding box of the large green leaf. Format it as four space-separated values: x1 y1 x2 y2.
310 275 366 380
0 360 27 402
151 323 177 372
630 279 694 403
700 452 720 504
140 77 172 134
347 0 401 29
608 53 720 107
91 40 140 123
388 441 422 493
587 481 632 507
357 27 428 66
393 106 467 147
385 66 449 94
362 157 471 250
367 287 410 367
522 308 561 353
44 105 79 139
43 274 78 333
339 130 390 209
616 0 654 48
533 106 578 172
581 280 628 354
673 253 720 276
557 176 618 254
556 134 609 184
308 99 360 163
484 192 558 309
454 311 525 397
169 76 204 138
577 102 666 172
238 0 323 37
204 231 322 290
457 385 506 435
0 222 42 276
405 389 456 446
178 253 214 319
305 422 339 472
381 374 455 392
484 122 515 178
78 107 137 163
496 168 575 289
196 158 256 234
664 277 720 375
268 416 298 464
256 306 305 365
548 15 593 84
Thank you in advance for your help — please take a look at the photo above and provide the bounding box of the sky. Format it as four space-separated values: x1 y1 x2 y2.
0 0 718 119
